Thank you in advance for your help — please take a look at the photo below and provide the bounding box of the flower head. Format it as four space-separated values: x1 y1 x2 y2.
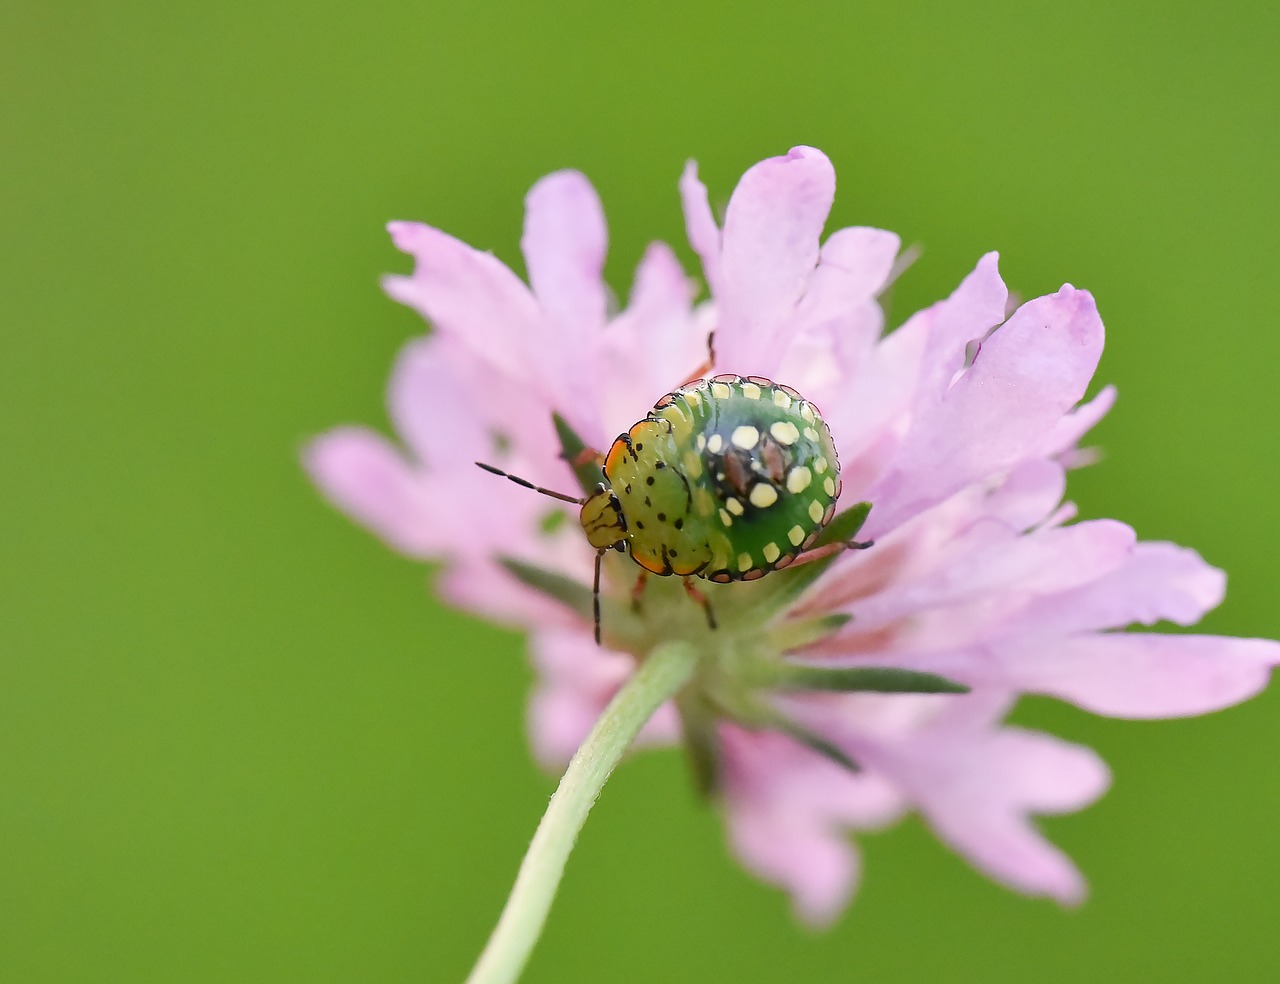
307 147 1279 923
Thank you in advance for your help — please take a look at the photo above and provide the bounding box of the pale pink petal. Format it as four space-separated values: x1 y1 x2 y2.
521 170 610 336
983 459 1067 531
718 724 905 924
601 242 704 434
810 226 902 303
387 338 493 467
1006 541 1227 637
1036 383 1117 459
1001 633 1280 718
437 561 586 635
868 284 1104 536
679 160 722 298
866 724 1109 904
304 428 438 557
898 519 1135 613
627 240 695 317
720 726 907 828
821 312 929 500
774 228 900 401
726 806 859 925
714 146 836 372
907 251 1009 402
383 222 543 381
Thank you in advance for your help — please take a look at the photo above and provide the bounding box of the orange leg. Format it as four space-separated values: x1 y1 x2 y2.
683 577 717 630
680 331 717 385
570 446 604 469
791 538 875 568
631 570 650 613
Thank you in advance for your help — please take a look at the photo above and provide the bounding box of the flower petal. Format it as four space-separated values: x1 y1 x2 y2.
521 170 610 336
1036 383 1117 460
304 428 437 557
718 724 905 925
714 146 836 372
869 283 1104 535
601 241 704 435
866 722 1109 904
383 221 544 382
1006 541 1226 637
387 337 492 468
679 160 722 298
725 804 859 926
775 227 901 400
1002 633 1280 718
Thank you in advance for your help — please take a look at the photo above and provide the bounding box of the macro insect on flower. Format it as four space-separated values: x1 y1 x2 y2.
307 146 1279 977
478 372 869 644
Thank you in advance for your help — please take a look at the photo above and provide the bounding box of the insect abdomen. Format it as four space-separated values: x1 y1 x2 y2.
655 375 841 582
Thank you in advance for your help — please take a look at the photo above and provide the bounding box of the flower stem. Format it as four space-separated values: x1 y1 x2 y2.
464 641 699 984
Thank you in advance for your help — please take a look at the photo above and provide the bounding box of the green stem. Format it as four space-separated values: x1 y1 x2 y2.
464 641 699 984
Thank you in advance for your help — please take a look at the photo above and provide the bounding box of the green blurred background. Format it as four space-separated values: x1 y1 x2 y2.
4 0 1278 980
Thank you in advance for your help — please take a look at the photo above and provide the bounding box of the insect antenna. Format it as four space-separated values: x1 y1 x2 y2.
475 462 586 504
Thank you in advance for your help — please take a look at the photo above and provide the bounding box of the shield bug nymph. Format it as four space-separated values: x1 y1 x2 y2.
478 374 870 642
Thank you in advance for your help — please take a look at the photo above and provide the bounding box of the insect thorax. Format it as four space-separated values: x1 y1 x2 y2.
601 375 841 582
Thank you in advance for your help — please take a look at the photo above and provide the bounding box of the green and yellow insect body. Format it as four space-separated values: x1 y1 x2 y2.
581 374 842 583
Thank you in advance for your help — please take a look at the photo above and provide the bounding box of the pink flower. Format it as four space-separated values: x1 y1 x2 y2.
306 147 1279 923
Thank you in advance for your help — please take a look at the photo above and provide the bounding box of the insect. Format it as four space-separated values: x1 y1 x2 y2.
478 373 869 643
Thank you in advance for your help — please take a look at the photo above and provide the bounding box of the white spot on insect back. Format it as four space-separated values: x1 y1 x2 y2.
711 382 732 399
786 466 811 493
772 389 792 409
719 508 733 527
738 552 754 572
707 434 723 453
762 541 781 564
769 421 800 445
808 500 824 523
788 525 806 546
799 403 816 423
749 483 778 508
726 497 744 516
823 476 836 497
741 382 762 400
731 425 760 449
803 427 819 442
696 434 707 451
814 457 828 474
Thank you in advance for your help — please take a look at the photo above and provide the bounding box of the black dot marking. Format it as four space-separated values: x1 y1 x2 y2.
657 513 666 522
655 461 666 469
636 521 645 530
644 496 651 506
674 518 683 530
625 484 632 493
646 477 655 486
636 443 644 451
670 549 678 557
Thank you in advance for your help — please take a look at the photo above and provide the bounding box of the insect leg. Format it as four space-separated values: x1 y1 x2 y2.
680 330 717 384
569 447 605 469
630 570 650 613
790 538 875 568
682 577 717 630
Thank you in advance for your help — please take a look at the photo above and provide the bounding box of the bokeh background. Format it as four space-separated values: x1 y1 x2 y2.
5 0 1279 980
